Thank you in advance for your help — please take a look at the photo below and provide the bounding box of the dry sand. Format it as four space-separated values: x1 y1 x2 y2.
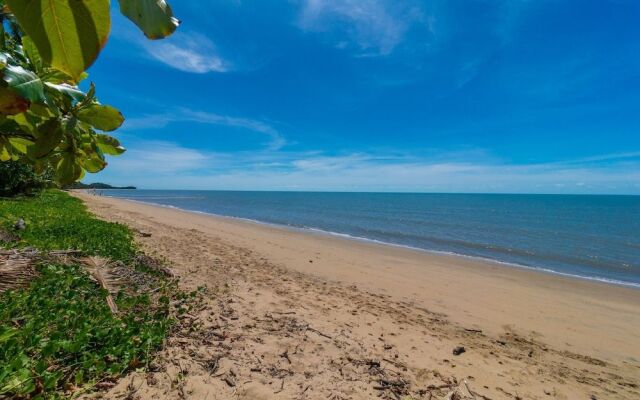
72 192 640 400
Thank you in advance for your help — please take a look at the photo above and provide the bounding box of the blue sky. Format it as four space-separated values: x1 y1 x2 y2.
85 0 640 193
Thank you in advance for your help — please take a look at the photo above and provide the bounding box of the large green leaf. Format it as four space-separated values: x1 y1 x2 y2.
0 64 44 115
119 0 180 39
45 82 85 102
96 134 125 155
27 118 64 159
80 153 107 173
77 104 124 131
56 153 83 184
6 0 111 82
2 65 45 103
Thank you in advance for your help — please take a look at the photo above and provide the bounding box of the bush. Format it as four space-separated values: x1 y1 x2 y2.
0 161 53 197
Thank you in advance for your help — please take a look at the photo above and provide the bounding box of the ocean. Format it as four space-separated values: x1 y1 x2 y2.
100 190 640 287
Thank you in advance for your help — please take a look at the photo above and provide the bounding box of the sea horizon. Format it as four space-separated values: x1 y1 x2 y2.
96 187 640 196
99 189 640 288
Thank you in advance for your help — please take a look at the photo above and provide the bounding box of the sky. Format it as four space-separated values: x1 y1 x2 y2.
84 0 640 194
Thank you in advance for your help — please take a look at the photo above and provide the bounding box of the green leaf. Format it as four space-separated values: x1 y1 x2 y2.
56 153 83 184
80 153 107 173
22 36 44 72
6 0 111 82
96 134 125 155
119 0 180 39
0 137 12 161
0 87 30 115
44 82 86 102
27 118 63 159
2 65 45 103
77 104 124 131
9 137 35 154
0 327 19 343
9 112 40 135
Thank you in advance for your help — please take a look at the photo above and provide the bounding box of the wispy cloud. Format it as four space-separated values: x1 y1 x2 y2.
112 13 229 73
139 31 228 73
124 109 287 150
296 0 426 56
94 143 640 194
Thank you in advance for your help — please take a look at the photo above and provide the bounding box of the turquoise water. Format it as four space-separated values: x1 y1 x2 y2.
101 190 640 287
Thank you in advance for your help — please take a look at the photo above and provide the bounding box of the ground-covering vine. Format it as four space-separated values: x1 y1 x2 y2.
0 190 191 398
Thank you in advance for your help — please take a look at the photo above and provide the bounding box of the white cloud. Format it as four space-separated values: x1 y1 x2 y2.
297 0 425 56
111 14 228 73
106 141 211 175
179 110 286 150
93 143 640 195
124 109 287 150
140 31 227 73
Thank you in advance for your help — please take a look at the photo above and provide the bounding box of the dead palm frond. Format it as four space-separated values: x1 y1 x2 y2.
0 250 38 293
0 229 20 244
77 256 126 314
133 253 174 277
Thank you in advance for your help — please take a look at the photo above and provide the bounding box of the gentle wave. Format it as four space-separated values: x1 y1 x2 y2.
101 194 640 289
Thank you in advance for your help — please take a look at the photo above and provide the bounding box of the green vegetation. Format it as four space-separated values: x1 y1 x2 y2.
0 190 135 261
0 264 172 398
0 190 184 398
0 0 179 184
0 160 52 197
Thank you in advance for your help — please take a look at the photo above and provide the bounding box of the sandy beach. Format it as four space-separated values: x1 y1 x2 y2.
73 191 640 400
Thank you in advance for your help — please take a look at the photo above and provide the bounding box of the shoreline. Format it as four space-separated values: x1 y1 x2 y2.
72 191 640 399
73 191 640 361
97 192 640 289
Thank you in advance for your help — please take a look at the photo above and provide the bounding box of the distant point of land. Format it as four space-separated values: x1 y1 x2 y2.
67 182 137 190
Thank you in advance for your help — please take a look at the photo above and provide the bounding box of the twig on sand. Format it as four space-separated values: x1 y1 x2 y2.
306 326 332 339
280 349 292 364
274 378 285 394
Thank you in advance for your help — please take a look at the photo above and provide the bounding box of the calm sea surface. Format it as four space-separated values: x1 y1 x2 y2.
101 190 640 287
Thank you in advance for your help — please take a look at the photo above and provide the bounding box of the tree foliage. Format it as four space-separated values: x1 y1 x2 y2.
0 160 52 196
0 0 179 185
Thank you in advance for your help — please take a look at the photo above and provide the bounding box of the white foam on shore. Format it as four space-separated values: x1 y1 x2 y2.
101 194 640 289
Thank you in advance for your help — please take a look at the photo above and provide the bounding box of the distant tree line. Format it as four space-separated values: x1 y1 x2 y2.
66 182 136 190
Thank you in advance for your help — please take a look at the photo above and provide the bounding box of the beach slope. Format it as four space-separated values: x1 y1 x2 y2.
73 192 640 400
